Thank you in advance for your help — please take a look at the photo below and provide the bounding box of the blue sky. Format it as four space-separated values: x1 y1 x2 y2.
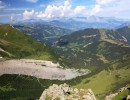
0 0 130 22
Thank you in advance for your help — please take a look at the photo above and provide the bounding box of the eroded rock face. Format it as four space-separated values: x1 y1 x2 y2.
39 83 96 100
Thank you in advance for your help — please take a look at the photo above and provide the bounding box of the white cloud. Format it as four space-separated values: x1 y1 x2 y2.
88 0 121 16
90 4 102 15
74 6 88 16
10 15 14 21
37 1 73 18
96 0 118 5
25 0 38 3
21 0 130 20
10 14 22 21
23 9 35 19
37 1 88 18
96 0 130 19
0 1 5 10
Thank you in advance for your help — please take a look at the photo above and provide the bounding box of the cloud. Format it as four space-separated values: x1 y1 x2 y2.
25 0 38 3
96 0 118 5
23 9 35 19
89 0 119 16
0 1 5 10
37 1 72 18
96 0 130 19
37 1 88 18
10 15 14 21
90 4 102 15
21 0 130 20
0 14 21 17
36 0 122 18
74 6 88 16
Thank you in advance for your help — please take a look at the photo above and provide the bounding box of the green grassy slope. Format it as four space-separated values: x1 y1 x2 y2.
0 67 130 100
74 66 130 99
0 74 62 100
113 85 130 100
0 24 60 62
0 25 130 100
0 74 91 100
54 28 130 70
53 28 130 99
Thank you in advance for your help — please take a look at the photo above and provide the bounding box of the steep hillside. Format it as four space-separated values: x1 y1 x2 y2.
13 17 128 47
54 28 130 70
0 74 99 100
14 23 72 46
0 24 59 62
0 74 62 100
0 68 130 100
53 27 130 99
117 26 130 44
0 24 130 100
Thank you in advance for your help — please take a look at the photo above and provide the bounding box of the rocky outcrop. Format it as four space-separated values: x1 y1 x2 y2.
127 95 130 100
39 83 96 100
105 93 118 100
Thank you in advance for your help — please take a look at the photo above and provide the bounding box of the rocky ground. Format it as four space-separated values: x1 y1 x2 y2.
0 59 90 80
39 83 96 100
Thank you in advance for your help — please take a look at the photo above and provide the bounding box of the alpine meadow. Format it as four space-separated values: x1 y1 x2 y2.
0 0 130 100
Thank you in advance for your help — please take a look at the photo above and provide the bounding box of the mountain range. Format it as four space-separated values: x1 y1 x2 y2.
13 16 128 31
54 26 130 69
0 18 130 100
53 25 130 99
12 16 129 47
13 23 72 46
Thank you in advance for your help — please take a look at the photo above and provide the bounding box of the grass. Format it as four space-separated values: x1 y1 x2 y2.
0 24 130 100
73 66 130 100
0 65 130 100
0 86 16 92
0 74 62 100
0 24 61 63
26 52 52 61
0 73 101 100
113 89 130 100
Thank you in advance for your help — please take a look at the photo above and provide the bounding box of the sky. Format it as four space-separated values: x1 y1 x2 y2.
0 0 130 22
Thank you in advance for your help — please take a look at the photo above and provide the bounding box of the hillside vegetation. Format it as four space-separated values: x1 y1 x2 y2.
14 23 72 46
0 24 59 62
0 24 130 100
0 74 62 100
53 26 130 99
54 27 130 70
